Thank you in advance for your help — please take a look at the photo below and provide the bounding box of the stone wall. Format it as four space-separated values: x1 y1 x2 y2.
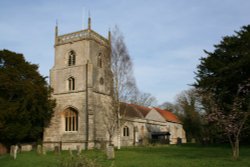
118 117 187 147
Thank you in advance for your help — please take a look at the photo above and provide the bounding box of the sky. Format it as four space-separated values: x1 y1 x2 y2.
0 0 250 104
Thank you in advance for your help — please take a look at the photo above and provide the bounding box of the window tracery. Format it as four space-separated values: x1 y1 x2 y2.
64 108 78 131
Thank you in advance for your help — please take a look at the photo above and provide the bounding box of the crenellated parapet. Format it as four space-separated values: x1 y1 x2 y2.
55 29 110 48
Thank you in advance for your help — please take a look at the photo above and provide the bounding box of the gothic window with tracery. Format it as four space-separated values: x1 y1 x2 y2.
68 77 75 91
68 50 76 66
64 108 78 131
123 126 129 136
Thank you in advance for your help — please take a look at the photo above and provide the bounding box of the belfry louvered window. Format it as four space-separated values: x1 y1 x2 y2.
68 50 76 66
68 77 75 91
98 53 102 68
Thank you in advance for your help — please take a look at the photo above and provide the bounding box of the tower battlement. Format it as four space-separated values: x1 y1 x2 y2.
55 29 110 47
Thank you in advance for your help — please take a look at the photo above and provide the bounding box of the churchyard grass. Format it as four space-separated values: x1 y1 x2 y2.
1 144 250 167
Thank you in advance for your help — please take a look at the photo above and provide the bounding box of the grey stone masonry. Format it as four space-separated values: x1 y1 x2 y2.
43 19 114 150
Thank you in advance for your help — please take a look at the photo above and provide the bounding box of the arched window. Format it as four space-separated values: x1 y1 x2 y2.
123 126 129 137
98 53 102 68
64 108 78 131
68 77 75 91
68 50 76 66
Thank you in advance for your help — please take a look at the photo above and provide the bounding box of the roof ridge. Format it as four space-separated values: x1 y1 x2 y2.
127 103 151 117
131 105 145 118
129 103 151 110
153 107 181 124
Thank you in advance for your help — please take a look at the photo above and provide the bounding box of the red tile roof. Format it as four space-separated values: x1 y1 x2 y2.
120 103 143 118
128 103 151 117
119 103 181 124
119 103 151 118
153 107 181 124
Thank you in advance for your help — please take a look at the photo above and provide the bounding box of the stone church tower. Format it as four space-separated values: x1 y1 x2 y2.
43 18 114 150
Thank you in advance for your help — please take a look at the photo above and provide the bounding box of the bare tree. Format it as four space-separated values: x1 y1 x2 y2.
110 26 159 148
111 26 138 102
132 91 157 107
111 26 138 149
158 101 177 112
175 89 203 142
103 105 117 145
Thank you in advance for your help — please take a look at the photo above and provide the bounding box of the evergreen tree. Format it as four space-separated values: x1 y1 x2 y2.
194 25 250 159
0 50 55 146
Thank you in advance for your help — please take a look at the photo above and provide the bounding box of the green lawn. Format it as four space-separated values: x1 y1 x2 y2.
1 145 250 167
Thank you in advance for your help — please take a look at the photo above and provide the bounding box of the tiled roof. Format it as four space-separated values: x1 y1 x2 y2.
119 103 182 124
128 103 151 117
119 103 144 119
119 103 151 119
153 107 181 124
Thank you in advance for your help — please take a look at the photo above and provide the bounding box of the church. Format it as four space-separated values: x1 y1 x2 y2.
43 18 186 150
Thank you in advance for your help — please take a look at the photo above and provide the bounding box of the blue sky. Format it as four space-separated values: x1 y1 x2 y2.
1 0 250 104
